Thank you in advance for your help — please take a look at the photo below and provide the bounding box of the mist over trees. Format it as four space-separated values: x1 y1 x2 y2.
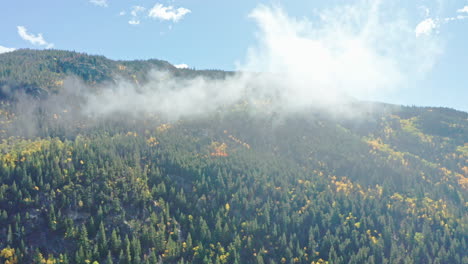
0 50 466 264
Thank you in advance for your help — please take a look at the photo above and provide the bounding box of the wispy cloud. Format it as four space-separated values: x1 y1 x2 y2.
17 26 54 48
415 18 438 37
89 0 108 7
120 3 190 25
0 45 16 54
131 6 145 17
419 5 430 17
457 6 468 13
415 6 468 37
444 15 468 22
80 1 442 120
148 3 191 22
240 3 441 110
128 6 145 26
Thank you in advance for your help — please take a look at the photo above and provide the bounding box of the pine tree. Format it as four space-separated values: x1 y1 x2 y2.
131 236 142 264
75 246 86 264
7 224 13 245
118 249 125 264
98 221 107 257
148 250 158 264
110 229 121 254
106 251 114 264
78 224 90 252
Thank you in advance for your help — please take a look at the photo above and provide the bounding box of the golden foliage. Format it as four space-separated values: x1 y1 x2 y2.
311 258 329 264
0 138 52 167
366 229 380 244
224 130 251 149
399 117 433 143
126 131 138 137
365 137 408 167
440 167 468 190
330 176 368 197
0 247 18 264
210 142 228 157
146 137 159 147
456 144 468 156
156 124 172 132
331 177 354 194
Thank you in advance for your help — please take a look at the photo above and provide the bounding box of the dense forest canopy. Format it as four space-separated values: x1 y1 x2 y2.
0 49 466 264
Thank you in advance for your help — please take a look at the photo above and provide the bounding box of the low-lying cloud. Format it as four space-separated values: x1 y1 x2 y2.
6 1 447 132
80 1 441 120
174 64 189 69
0 45 16 54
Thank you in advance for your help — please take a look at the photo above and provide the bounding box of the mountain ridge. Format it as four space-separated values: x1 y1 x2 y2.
0 49 232 99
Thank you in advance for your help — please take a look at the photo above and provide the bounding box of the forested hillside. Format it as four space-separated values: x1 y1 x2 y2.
0 49 230 98
0 49 466 264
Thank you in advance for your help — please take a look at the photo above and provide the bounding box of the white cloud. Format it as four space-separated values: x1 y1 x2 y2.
148 3 191 22
131 6 145 17
415 18 438 37
241 3 441 109
418 7 468 36
419 5 430 17
122 3 189 25
0 45 16 54
128 6 145 26
89 0 108 7
82 2 442 120
17 26 54 48
444 15 468 22
174 64 189 69
457 6 468 13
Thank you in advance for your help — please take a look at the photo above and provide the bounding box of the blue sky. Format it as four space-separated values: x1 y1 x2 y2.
0 0 467 111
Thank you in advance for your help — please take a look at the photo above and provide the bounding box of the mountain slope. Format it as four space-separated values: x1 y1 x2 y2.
0 49 466 264
0 49 230 98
